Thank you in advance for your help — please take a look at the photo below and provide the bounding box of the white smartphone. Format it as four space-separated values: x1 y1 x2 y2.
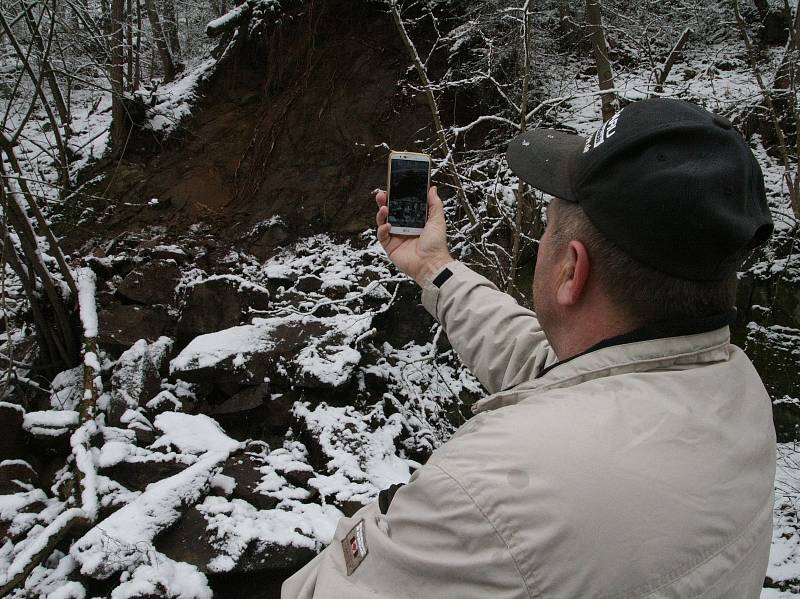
387 151 431 236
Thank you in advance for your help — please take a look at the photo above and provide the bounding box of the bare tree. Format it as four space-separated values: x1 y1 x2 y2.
734 0 799 220
22 2 70 130
388 0 479 229
0 9 70 190
161 0 182 60
144 0 177 82
585 0 618 121
110 0 128 151
509 0 534 292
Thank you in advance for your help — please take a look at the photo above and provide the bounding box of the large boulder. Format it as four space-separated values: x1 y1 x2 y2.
217 448 279 510
98 304 171 356
109 337 174 418
372 279 436 347
176 275 270 347
0 402 25 460
158 497 340 574
49 367 84 411
292 402 410 515
169 313 370 389
116 259 181 305
103 458 189 492
210 385 267 416
0 459 38 494
22 410 79 455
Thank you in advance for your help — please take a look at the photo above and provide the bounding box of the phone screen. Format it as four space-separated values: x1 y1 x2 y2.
389 158 429 229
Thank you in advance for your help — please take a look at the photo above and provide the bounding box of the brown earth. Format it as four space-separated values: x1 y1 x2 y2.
73 0 434 256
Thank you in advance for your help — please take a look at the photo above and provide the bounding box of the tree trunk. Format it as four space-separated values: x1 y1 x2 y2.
509 0 532 293
134 0 142 90
654 28 692 94
752 0 769 20
110 0 128 152
585 0 618 121
144 0 176 82
126 0 133 91
161 0 181 59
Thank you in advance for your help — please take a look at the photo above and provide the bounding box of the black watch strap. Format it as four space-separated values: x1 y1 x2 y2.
431 267 453 288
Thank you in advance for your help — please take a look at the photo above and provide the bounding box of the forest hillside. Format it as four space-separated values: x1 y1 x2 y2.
0 0 799 597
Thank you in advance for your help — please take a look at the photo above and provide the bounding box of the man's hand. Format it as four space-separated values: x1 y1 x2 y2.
375 186 453 286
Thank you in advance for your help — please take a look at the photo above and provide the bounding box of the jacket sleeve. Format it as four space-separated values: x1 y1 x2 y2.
420 261 555 394
280 462 529 599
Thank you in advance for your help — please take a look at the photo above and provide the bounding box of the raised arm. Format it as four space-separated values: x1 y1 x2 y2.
375 188 554 393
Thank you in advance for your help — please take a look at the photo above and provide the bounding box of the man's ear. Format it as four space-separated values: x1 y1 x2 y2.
555 240 590 306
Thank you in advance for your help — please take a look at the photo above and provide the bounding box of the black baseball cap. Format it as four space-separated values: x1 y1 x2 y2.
506 98 773 281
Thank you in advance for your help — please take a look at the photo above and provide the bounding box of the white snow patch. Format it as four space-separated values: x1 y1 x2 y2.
153 412 241 455
110 552 212 599
197 497 343 573
75 267 98 338
71 450 228 579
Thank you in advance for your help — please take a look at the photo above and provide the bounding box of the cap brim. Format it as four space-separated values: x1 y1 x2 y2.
505 129 586 201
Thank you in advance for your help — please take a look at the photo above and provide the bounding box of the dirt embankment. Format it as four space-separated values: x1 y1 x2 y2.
79 0 433 256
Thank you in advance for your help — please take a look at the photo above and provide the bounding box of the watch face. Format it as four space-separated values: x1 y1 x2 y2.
389 159 428 229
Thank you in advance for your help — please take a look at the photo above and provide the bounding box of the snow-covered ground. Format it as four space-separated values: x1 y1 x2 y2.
1 4 799 597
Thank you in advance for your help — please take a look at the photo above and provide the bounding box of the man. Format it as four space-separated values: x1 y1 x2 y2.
283 98 776 598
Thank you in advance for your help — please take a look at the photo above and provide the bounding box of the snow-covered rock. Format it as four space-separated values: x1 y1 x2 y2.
98 304 171 355
116 259 181 306
0 402 25 460
176 275 270 345
23 410 80 454
50 367 84 411
71 450 229 580
169 313 371 389
293 402 411 514
110 337 174 417
152 412 241 455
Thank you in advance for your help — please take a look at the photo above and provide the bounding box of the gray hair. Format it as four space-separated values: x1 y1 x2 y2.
549 199 738 326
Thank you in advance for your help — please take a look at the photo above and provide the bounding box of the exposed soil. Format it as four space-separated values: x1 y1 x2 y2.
67 0 434 258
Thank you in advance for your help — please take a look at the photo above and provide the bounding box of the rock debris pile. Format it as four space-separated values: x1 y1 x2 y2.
0 229 483 597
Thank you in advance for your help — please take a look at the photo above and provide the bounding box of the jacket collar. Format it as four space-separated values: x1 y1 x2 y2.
471 312 736 415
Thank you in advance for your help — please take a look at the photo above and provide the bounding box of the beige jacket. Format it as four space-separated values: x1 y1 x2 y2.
282 261 776 599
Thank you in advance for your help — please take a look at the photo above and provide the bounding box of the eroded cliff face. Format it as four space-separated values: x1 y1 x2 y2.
90 0 434 258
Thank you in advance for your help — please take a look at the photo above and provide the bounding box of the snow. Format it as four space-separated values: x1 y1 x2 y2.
206 2 250 33
295 343 362 388
22 410 79 435
0 507 88 585
170 321 277 373
185 273 270 296
75 268 98 338
110 552 212 599
294 403 411 505
19 551 84 599
197 497 342 572
146 389 182 411
143 58 216 134
0 488 49 521
211 473 237 495
152 412 241 455
264 441 314 475
96 440 131 469
70 420 100 520
71 450 229 579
